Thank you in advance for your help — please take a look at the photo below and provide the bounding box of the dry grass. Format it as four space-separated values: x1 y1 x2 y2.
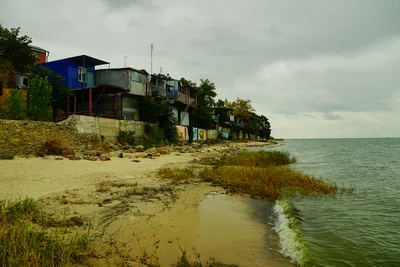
157 167 197 182
41 139 69 156
96 181 111 193
139 247 232 267
219 150 296 167
199 166 346 201
0 198 93 267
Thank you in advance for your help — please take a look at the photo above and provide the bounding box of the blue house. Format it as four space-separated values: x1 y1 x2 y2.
40 55 128 117
40 55 109 89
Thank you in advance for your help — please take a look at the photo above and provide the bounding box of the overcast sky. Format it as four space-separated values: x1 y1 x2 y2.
1 0 399 138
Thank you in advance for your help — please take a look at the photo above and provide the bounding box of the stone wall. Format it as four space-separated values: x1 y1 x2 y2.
59 115 146 143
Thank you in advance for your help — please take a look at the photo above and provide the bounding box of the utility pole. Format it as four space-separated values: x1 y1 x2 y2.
150 43 154 74
123 56 128 67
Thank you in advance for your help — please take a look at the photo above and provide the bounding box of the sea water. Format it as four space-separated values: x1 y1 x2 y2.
263 139 400 267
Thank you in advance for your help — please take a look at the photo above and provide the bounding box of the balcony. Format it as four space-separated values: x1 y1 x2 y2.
178 92 196 107
150 86 166 97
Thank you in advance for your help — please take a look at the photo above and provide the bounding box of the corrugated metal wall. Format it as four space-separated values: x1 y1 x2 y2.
121 94 139 120
95 70 129 90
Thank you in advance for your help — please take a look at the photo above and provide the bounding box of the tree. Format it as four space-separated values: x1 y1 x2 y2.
30 66 73 109
138 95 178 144
193 79 217 129
2 89 26 120
225 97 255 120
216 99 225 107
0 25 37 73
27 76 52 121
257 115 271 140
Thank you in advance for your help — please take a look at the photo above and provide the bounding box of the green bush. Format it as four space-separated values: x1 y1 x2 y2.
3 89 26 120
117 130 136 146
27 76 52 122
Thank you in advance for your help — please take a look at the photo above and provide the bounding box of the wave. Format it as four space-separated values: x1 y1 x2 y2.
272 199 310 266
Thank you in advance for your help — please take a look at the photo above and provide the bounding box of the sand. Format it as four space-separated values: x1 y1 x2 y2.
0 141 292 267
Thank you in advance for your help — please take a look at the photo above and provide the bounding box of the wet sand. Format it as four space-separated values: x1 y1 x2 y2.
0 141 292 266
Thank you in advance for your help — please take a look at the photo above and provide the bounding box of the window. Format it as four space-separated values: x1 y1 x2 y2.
78 67 87 83
131 72 142 83
22 78 29 87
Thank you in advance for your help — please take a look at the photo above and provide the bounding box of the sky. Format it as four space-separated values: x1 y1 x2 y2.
1 0 399 138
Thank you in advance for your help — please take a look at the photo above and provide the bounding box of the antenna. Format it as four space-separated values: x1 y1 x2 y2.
150 43 154 74
123 56 128 67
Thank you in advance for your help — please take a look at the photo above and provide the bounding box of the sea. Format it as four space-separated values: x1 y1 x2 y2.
261 138 400 267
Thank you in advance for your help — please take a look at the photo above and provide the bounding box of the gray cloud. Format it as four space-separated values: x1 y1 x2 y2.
99 0 156 10
1 0 399 137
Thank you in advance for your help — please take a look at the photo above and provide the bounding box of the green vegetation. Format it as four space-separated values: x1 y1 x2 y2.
0 25 38 73
199 166 340 201
117 129 136 146
157 167 197 182
0 152 15 160
191 79 217 129
159 150 353 201
27 76 52 121
139 95 179 147
30 66 74 110
140 247 229 267
224 98 255 121
270 137 284 141
2 89 26 120
219 150 296 167
0 198 92 267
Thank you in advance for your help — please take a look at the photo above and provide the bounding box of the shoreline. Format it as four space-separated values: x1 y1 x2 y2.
0 140 291 266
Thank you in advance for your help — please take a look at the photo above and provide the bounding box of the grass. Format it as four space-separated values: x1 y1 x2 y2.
0 152 15 160
218 150 297 167
157 167 197 182
159 149 354 201
199 166 347 201
0 198 93 267
139 247 232 267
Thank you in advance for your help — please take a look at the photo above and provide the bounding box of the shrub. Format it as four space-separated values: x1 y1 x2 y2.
0 198 93 267
216 150 296 167
4 89 26 120
27 76 52 122
199 166 341 201
157 167 196 182
117 130 136 146
41 139 67 155
0 152 15 160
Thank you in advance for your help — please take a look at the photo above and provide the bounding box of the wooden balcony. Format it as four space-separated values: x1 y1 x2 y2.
178 93 196 107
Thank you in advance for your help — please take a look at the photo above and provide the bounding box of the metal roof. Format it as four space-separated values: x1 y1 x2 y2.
67 55 109 66
97 67 148 75
29 44 48 53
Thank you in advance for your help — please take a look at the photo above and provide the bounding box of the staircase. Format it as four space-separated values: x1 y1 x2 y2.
180 98 194 125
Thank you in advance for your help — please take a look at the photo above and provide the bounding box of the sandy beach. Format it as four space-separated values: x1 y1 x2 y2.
0 141 292 267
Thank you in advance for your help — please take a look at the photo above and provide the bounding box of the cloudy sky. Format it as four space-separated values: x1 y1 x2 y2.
1 0 399 138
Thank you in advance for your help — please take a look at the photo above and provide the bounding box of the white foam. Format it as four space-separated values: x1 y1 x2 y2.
272 199 307 266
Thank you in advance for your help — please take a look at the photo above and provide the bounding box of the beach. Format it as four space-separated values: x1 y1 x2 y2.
0 141 292 267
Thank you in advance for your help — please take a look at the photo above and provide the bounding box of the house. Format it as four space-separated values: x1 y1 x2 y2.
94 67 148 120
40 55 128 117
149 74 197 126
0 44 48 108
93 68 197 124
29 45 49 65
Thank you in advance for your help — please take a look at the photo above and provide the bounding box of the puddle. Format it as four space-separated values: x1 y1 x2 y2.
194 192 293 267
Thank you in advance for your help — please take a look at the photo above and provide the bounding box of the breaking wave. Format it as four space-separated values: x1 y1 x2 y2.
272 199 310 266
